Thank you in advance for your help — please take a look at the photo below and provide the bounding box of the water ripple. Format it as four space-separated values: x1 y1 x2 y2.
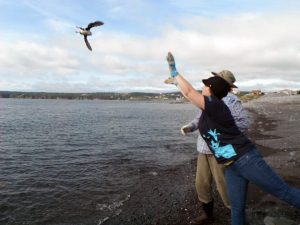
0 99 196 225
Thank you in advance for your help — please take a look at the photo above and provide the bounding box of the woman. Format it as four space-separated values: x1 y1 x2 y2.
166 52 300 225
167 70 249 224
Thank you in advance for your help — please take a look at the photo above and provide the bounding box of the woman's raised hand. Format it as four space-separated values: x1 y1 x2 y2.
166 52 179 77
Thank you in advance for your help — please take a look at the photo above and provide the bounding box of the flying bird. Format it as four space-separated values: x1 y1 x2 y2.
76 21 104 51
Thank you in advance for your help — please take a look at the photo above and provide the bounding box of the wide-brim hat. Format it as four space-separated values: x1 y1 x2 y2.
211 70 237 88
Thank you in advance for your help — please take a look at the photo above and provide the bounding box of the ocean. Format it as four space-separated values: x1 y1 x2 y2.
0 99 198 225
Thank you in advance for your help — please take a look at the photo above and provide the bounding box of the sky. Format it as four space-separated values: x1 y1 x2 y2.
1 0 300 93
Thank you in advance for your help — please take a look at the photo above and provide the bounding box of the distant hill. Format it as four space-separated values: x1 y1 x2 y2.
0 91 183 101
0 90 256 101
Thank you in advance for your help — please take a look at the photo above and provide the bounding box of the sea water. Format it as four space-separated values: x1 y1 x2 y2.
0 98 197 225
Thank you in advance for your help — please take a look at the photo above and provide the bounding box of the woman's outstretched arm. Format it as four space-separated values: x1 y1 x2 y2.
166 52 205 110
175 74 205 110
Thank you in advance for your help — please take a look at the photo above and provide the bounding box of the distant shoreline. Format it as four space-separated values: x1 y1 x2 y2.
1 90 299 103
0 90 252 101
0 90 184 101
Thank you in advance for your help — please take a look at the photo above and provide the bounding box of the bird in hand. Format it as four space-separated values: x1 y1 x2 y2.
76 21 104 51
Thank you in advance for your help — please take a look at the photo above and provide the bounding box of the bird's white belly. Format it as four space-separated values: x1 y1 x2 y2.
80 30 92 36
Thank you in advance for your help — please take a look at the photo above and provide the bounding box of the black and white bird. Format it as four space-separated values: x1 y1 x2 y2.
76 21 104 51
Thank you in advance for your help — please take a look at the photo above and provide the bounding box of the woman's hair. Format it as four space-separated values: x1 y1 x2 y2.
202 76 231 99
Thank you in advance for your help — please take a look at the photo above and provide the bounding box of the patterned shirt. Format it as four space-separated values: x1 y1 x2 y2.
187 92 249 154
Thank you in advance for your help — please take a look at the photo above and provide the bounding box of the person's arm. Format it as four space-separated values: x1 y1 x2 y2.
175 75 205 110
231 100 249 134
180 110 202 135
223 94 250 134
166 52 205 110
189 111 202 131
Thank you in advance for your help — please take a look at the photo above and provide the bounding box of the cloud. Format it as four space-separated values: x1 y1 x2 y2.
45 19 74 33
102 0 154 19
0 40 80 78
238 78 300 91
78 12 300 91
1 6 300 92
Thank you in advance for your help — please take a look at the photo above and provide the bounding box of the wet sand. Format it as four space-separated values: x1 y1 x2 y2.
104 94 300 225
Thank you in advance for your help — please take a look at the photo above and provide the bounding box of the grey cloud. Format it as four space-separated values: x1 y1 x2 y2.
2 11 300 92
0 41 80 78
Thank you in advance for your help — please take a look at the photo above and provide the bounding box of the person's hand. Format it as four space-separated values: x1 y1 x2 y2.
164 77 178 85
181 124 192 136
166 52 179 77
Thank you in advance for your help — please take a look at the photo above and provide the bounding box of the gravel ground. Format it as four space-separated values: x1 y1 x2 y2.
103 94 300 225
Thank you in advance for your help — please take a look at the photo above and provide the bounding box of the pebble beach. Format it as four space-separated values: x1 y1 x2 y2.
103 93 300 225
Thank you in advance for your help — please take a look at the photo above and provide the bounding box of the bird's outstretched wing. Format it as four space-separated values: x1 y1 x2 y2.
84 35 92 51
86 21 104 30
